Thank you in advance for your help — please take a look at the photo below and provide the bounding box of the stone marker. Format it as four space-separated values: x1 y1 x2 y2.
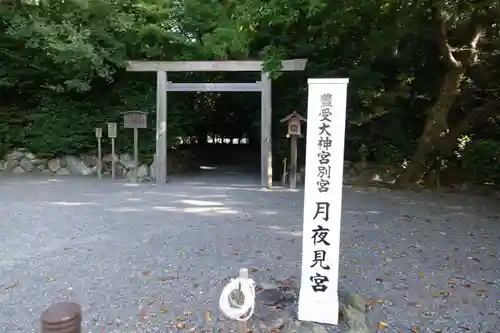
339 290 369 333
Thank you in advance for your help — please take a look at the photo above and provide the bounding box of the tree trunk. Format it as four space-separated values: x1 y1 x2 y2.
434 100 499 154
396 3 487 186
396 68 464 185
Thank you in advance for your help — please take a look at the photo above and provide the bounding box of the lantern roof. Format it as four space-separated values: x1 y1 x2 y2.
280 111 307 123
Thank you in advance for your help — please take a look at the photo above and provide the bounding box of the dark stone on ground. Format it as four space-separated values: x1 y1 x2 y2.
251 278 370 333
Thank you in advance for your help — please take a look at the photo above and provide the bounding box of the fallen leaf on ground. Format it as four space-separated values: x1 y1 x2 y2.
157 276 178 281
450 276 464 280
367 299 385 305
377 321 389 329
475 289 488 297
139 305 149 320
0 282 19 292
142 270 153 276
423 311 434 317
265 303 284 311
204 310 212 322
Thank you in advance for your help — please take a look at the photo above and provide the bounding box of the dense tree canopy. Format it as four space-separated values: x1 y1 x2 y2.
1 0 499 186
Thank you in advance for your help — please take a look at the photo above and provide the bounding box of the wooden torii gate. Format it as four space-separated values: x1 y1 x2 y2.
126 59 308 188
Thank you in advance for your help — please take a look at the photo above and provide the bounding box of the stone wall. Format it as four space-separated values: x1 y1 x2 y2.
1 148 405 185
0 148 202 181
0 149 154 181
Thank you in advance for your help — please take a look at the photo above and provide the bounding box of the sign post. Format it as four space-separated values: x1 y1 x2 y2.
123 111 148 182
107 122 117 180
280 111 307 189
95 128 103 179
298 78 349 325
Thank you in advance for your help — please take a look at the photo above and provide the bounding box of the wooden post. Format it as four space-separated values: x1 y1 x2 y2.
41 302 82 333
237 268 249 333
107 122 117 180
97 139 102 179
133 127 139 178
111 138 116 180
298 78 349 325
261 72 272 189
281 158 288 186
280 111 306 189
95 128 102 179
156 71 168 184
123 112 147 183
290 135 298 189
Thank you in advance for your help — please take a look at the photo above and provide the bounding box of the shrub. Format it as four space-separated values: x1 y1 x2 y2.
461 138 500 186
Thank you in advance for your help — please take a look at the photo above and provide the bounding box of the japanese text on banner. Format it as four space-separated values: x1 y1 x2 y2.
309 93 333 293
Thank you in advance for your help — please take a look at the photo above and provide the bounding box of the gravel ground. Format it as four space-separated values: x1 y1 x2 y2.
0 172 499 333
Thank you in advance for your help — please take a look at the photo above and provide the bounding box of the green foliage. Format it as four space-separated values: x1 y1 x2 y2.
0 0 499 186
25 100 103 157
0 106 29 156
462 139 500 186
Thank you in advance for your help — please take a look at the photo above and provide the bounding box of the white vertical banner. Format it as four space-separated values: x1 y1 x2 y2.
298 78 349 325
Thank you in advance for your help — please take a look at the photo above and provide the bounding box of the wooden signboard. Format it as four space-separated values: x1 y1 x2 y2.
122 111 148 182
107 122 117 138
123 111 148 129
